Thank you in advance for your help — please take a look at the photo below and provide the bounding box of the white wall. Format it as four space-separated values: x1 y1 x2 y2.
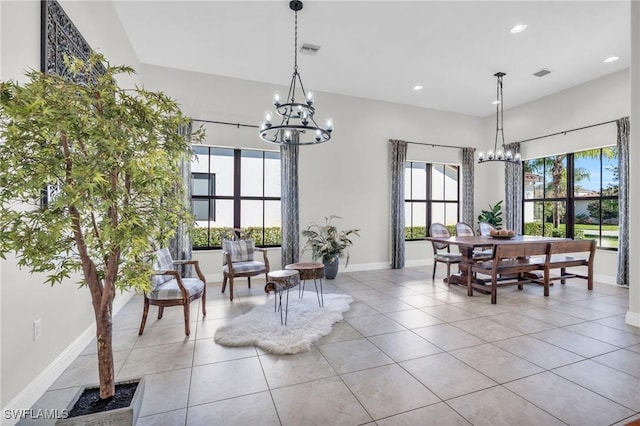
1 0 141 411
627 1 640 327
139 64 484 277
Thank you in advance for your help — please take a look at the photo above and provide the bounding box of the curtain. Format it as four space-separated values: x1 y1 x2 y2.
390 139 408 269
280 143 300 267
169 122 193 275
461 147 475 226
504 142 523 234
616 117 629 286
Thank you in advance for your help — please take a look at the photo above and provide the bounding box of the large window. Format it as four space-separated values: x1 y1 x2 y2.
523 146 618 249
405 162 460 240
191 147 281 249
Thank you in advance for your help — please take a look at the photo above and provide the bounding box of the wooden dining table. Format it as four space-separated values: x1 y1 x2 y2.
425 234 566 288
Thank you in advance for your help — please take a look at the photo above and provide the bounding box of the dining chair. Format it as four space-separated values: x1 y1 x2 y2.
479 222 497 236
428 223 462 282
456 222 493 260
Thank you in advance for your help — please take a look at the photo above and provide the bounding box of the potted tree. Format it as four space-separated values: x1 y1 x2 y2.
0 54 203 423
302 215 360 279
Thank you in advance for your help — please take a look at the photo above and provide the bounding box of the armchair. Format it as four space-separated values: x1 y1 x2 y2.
221 239 270 301
139 248 207 336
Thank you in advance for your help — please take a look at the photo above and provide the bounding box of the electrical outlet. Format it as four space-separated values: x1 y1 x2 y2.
33 319 42 341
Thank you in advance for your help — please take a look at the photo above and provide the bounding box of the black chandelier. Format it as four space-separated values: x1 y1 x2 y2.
477 72 521 163
259 0 333 146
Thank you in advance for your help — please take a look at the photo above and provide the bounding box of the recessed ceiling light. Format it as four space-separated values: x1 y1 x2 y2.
604 56 619 63
413 85 423 91
510 24 527 34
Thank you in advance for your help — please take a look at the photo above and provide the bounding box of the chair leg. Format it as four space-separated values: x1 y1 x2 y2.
432 261 437 280
560 267 567 284
158 306 164 319
229 276 234 301
201 285 207 317
138 298 150 335
221 275 228 293
183 302 190 336
247 276 251 288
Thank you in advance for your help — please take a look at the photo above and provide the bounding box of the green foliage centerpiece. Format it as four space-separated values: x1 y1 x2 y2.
302 215 359 278
0 54 204 401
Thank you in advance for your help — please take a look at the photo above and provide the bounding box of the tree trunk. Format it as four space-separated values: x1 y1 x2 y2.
96 301 115 399
551 156 565 228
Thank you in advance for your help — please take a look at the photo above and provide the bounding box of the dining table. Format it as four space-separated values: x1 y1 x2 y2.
425 234 566 291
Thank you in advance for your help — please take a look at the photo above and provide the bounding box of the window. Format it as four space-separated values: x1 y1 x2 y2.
191 147 281 249
405 162 460 240
523 146 618 249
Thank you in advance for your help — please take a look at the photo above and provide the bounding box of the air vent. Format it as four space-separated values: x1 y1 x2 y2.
299 43 320 55
533 68 552 77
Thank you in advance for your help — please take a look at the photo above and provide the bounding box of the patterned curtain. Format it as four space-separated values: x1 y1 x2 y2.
280 143 300 267
390 139 408 269
169 122 193 275
504 142 523 234
461 147 475 227
616 117 630 286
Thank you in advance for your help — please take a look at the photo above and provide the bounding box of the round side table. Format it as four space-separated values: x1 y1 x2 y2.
285 262 325 307
264 270 300 324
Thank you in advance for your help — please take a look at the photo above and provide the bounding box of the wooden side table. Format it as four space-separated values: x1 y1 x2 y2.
264 270 300 324
285 262 325 307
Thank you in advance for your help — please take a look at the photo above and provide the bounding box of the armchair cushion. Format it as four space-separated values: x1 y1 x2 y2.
151 248 174 289
149 277 205 300
222 239 255 264
223 260 267 274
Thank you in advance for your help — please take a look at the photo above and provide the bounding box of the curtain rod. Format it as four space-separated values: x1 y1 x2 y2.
516 118 625 144
192 118 259 129
389 139 466 150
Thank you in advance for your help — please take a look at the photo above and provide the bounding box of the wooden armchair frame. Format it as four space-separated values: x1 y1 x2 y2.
221 247 270 301
139 259 207 336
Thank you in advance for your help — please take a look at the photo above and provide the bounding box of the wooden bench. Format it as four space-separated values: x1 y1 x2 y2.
543 239 596 297
467 242 550 304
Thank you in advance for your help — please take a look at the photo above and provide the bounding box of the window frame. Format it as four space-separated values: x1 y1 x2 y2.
191 146 281 250
522 147 618 251
405 161 460 241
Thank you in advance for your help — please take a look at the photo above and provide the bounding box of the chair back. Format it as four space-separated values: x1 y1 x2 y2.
151 248 174 289
429 223 452 251
455 222 475 237
222 239 255 265
479 222 497 236
549 239 596 260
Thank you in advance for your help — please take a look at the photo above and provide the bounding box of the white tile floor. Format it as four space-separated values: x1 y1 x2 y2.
20 266 640 426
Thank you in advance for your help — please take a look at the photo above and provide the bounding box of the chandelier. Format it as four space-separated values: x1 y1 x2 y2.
477 72 521 163
259 0 333 146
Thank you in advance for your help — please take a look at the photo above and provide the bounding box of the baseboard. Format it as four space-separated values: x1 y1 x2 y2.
625 311 640 328
342 261 390 272
1 290 135 425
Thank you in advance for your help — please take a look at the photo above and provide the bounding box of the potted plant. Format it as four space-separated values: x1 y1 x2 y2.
478 200 503 229
302 215 360 279
0 54 203 423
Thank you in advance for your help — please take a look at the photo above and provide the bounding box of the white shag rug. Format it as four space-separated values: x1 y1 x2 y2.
214 292 353 354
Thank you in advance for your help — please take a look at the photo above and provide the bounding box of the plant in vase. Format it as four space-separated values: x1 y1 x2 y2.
302 215 360 279
478 200 503 229
0 53 204 422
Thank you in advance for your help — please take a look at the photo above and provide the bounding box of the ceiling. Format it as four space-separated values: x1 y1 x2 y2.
112 1 630 117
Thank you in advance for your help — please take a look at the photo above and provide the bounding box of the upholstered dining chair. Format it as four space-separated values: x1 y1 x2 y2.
479 222 497 236
456 222 493 260
428 223 462 282
221 239 270 301
139 248 207 336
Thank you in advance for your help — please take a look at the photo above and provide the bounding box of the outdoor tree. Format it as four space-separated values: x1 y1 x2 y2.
0 54 204 399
